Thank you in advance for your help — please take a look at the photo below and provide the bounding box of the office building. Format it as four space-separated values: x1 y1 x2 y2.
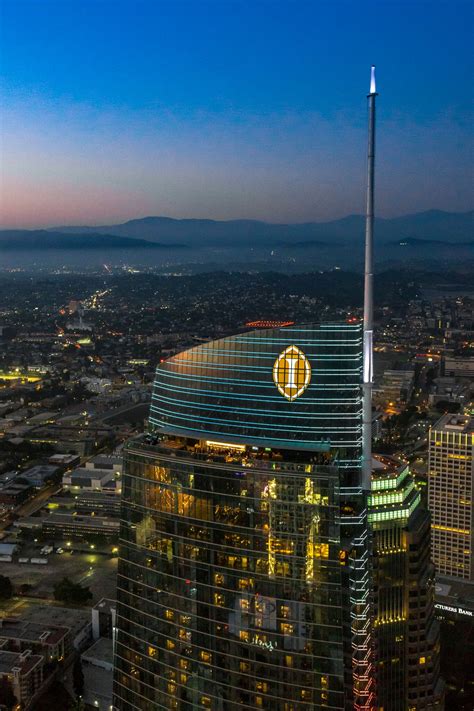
428 415 474 581
443 355 474 379
370 456 444 709
112 67 443 710
113 323 374 710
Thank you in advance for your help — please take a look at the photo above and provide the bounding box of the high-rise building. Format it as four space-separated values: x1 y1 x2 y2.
112 323 444 710
370 455 444 709
428 414 474 581
113 323 375 710
112 67 444 711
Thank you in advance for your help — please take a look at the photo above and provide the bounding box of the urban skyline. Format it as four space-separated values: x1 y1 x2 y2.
0 2 472 710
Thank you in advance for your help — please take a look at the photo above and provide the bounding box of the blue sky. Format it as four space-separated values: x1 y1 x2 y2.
1 0 472 227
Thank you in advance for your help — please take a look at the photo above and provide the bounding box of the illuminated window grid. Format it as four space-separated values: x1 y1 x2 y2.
115 634 340 702
368 493 421 523
114 325 365 709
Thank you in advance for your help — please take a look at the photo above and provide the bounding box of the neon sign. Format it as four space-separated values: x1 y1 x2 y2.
435 603 473 617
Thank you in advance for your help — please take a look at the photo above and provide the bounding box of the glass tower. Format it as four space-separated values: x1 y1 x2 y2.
113 323 375 709
370 456 444 709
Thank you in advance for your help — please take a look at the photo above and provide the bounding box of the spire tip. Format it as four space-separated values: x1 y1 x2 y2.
369 65 376 95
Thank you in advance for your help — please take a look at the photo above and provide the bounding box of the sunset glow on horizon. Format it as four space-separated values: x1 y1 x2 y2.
1 0 472 229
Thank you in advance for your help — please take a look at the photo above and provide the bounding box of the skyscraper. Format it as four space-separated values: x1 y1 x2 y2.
370 455 444 709
112 323 374 709
428 414 474 581
112 68 444 710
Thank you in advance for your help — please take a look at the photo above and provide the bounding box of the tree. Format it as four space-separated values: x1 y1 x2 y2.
72 658 84 700
0 677 17 711
53 577 92 606
0 575 13 600
435 400 461 414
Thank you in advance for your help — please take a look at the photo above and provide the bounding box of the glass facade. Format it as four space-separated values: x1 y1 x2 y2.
113 324 374 710
149 324 363 469
115 439 347 709
371 457 444 710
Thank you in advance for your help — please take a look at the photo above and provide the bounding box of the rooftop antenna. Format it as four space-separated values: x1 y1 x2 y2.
362 66 377 491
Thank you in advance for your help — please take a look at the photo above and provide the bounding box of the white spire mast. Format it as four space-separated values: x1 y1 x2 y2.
362 66 377 491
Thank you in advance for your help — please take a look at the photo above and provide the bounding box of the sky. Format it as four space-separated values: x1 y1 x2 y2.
0 0 472 229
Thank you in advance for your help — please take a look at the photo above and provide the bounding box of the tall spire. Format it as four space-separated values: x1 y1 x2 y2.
362 66 377 491
369 64 376 95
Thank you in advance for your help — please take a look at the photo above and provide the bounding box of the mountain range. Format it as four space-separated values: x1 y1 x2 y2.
0 210 472 252
47 209 473 247
0 230 186 250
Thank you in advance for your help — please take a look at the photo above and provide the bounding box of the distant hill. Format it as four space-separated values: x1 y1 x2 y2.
50 209 473 247
0 230 188 250
390 237 474 247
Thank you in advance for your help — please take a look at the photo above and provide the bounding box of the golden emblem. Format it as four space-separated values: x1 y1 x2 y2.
273 345 311 401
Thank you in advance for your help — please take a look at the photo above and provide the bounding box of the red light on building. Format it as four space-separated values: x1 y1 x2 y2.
245 320 294 328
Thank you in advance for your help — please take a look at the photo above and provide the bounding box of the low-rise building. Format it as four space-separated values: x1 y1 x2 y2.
25 425 112 456
48 453 81 469
0 482 33 507
62 468 115 492
444 355 474 378
49 492 121 517
84 455 122 476
0 649 45 709
20 605 92 652
0 543 18 557
428 376 471 408
20 465 59 488
42 512 120 540
81 637 113 711
92 599 116 642
63 455 122 494
0 619 72 662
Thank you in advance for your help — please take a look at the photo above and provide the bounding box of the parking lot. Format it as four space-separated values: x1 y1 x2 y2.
0 550 118 604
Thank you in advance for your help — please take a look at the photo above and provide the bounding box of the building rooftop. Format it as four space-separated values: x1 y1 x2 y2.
371 454 407 479
0 544 17 556
21 464 59 479
45 512 120 530
0 619 69 646
85 455 122 468
64 467 114 484
82 637 114 666
0 649 43 675
432 414 474 435
435 577 474 614
0 482 33 493
0 471 19 485
26 411 57 425
19 605 90 640
93 598 116 615
48 454 80 464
